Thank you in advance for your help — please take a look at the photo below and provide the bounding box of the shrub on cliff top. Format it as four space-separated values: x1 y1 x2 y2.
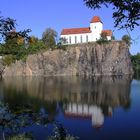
100 32 108 40
2 55 16 66
122 35 131 47
96 32 110 45
96 38 110 45
27 39 46 54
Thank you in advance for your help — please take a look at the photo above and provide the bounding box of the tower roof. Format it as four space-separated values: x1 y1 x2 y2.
90 16 102 23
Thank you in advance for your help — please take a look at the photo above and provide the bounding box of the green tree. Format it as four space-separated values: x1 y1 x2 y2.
0 102 49 140
42 28 57 49
26 36 46 54
83 0 140 30
0 15 30 43
111 35 115 40
2 55 16 66
59 37 68 45
57 37 68 48
100 32 108 40
0 14 31 63
27 39 45 54
28 36 39 46
0 33 26 61
96 32 109 44
1 31 25 55
131 53 140 78
122 35 132 47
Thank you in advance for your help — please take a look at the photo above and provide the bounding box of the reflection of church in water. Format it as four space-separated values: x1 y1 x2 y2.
60 76 131 128
63 103 112 128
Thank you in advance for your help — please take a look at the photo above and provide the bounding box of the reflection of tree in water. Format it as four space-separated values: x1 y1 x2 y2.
89 76 131 110
0 75 132 127
0 81 58 122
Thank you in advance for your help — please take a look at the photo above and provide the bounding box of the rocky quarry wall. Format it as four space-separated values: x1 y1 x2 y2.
2 41 133 76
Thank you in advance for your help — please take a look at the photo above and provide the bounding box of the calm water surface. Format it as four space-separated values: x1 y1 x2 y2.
0 76 140 140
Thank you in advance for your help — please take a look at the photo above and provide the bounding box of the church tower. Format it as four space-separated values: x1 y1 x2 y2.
90 16 103 41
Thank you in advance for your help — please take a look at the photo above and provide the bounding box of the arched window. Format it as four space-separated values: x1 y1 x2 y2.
75 36 77 44
69 36 71 44
80 35 82 43
86 35 88 42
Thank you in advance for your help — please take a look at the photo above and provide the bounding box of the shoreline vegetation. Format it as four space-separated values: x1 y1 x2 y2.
131 53 140 79
0 101 77 140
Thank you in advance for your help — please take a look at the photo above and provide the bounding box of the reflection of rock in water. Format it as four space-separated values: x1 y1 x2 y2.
2 76 132 127
2 76 131 107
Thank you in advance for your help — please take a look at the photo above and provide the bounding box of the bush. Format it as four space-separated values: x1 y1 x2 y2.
57 44 68 50
96 39 110 45
111 35 115 40
96 32 110 45
8 134 31 140
131 53 140 78
2 55 16 66
48 135 77 140
48 124 78 140
100 32 108 40
122 35 131 47
57 37 68 50
27 40 46 54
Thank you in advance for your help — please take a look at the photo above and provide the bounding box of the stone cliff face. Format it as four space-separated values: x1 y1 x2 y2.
0 59 4 76
2 41 133 76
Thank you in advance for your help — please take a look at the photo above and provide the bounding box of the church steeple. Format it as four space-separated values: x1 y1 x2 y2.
90 16 102 23
90 16 103 33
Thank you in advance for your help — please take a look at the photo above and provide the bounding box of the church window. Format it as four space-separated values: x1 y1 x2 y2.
75 36 77 44
69 36 71 44
86 35 88 42
80 35 82 43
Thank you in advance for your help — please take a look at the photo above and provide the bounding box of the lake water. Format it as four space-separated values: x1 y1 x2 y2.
0 76 140 140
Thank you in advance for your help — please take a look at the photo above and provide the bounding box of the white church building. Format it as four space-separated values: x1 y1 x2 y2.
60 16 112 44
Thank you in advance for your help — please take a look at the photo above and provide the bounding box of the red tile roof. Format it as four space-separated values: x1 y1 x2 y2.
90 16 102 23
61 27 91 35
102 30 112 36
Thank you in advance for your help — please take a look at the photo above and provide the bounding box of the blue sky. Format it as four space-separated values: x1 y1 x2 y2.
0 0 139 54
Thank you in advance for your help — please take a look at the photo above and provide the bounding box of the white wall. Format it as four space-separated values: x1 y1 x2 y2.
90 22 103 41
61 33 91 45
90 22 103 33
107 36 111 40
